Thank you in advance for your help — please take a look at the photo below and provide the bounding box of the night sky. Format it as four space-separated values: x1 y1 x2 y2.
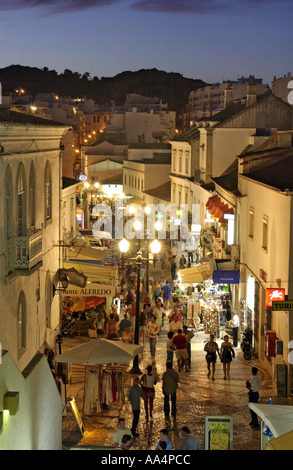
0 0 292 85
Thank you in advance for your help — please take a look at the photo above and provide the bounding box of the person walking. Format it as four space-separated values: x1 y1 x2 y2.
220 335 235 380
182 325 194 369
162 280 172 310
127 377 144 437
171 243 177 259
231 310 240 347
147 315 160 357
172 328 190 372
179 254 187 269
166 331 175 363
140 365 157 422
246 367 261 429
162 361 179 419
180 426 201 450
153 300 164 332
204 334 220 381
186 244 194 264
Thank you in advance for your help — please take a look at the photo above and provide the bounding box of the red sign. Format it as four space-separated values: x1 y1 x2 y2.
265 288 285 308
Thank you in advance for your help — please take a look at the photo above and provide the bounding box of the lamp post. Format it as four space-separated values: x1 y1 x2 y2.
119 235 161 374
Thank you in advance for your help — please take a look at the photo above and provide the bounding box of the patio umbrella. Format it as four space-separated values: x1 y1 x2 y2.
248 404 293 438
55 338 143 365
71 296 105 312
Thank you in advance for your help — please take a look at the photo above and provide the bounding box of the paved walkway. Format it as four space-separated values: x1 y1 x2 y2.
61 322 292 451
61 247 292 450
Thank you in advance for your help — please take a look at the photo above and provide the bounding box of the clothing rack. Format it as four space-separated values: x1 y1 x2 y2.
83 364 125 416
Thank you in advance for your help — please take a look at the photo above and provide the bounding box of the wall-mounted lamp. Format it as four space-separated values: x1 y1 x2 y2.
3 391 20 416
53 275 69 296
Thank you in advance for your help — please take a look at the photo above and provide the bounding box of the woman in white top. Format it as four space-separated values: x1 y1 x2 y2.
140 365 157 421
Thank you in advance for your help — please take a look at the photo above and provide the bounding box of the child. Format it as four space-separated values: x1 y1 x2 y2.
166 331 175 363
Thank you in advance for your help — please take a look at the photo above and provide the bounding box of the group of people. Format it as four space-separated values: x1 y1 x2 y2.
113 417 200 450
112 361 201 450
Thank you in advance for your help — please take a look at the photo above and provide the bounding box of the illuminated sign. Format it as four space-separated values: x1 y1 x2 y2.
62 283 115 297
265 288 285 308
272 300 293 311
78 174 87 182
205 416 233 450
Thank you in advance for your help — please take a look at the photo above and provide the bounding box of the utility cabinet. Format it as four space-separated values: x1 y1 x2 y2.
272 357 287 397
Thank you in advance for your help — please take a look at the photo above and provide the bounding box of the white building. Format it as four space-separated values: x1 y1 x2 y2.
272 72 293 105
105 106 176 144
183 76 268 132
0 110 71 449
207 131 293 396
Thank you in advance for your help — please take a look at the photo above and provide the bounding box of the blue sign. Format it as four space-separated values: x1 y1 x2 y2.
212 270 239 284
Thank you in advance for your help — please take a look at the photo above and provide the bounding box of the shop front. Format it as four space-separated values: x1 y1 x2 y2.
178 265 240 340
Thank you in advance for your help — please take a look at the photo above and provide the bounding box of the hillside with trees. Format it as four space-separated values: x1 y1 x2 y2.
0 65 207 113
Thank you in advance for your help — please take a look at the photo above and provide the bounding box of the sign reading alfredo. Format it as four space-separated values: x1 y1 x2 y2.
265 288 285 308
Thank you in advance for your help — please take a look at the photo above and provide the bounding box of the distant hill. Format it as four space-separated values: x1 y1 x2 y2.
0 65 207 114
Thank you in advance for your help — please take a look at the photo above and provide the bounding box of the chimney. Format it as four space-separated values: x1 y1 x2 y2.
246 81 257 107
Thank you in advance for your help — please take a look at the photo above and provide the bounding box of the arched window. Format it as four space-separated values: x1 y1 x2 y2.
45 271 52 329
5 165 14 277
16 164 26 237
18 291 26 357
45 162 52 221
29 162 36 229
5 165 13 241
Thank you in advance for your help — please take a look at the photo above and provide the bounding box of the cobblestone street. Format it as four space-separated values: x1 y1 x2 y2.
61 324 292 451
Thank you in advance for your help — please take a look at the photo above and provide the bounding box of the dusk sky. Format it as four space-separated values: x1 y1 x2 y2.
0 0 292 85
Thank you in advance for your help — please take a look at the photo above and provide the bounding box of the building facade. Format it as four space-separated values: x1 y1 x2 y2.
0 111 70 449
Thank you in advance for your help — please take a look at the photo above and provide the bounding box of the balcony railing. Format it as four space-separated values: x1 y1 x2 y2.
15 228 43 271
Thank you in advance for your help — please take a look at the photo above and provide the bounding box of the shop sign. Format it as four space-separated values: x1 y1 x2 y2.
272 300 293 311
212 270 239 284
205 416 233 450
62 283 115 297
265 288 285 308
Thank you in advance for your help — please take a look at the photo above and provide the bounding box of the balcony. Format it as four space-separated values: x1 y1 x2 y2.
15 228 43 274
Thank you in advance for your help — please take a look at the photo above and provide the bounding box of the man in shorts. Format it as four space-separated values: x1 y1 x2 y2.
172 329 190 372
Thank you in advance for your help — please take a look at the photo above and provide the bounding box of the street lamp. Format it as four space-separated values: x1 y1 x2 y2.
119 234 161 374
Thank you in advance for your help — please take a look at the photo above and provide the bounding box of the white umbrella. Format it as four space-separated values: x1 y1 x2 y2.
55 338 143 365
248 404 293 438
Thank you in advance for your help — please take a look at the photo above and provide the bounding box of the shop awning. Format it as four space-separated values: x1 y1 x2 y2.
179 264 211 285
67 246 108 266
206 194 234 224
212 203 228 218
218 207 234 224
206 195 221 211
63 261 118 283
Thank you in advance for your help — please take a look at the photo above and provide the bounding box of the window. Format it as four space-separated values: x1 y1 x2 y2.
18 291 26 357
45 271 52 329
248 207 254 239
45 162 52 221
262 215 269 252
17 164 26 237
185 150 190 174
179 157 182 172
5 165 13 241
172 149 177 172
29 162 36 228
